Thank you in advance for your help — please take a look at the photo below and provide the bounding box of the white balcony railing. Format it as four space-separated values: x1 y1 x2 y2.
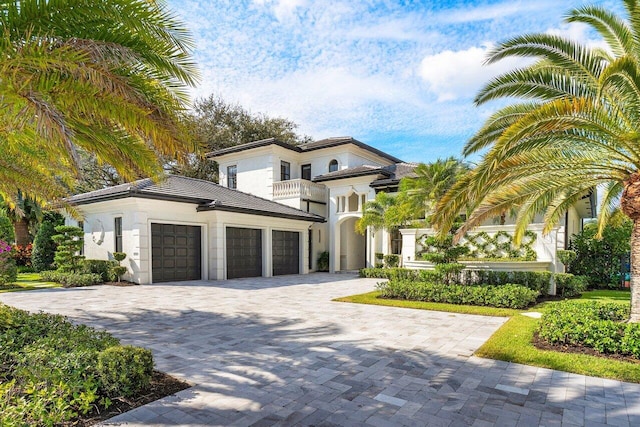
273 179 327 202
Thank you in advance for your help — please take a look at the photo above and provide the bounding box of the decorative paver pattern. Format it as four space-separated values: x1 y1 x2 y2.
2 273 640 426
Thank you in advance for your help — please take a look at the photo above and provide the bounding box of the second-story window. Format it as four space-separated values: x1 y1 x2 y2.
329 159 338 172
227 165 237 189
281 161 290 181
301 164 311 180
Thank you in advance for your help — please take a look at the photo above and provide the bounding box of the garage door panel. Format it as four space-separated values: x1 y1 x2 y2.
226 227 262 279
151 223 201 283
272 231 299 276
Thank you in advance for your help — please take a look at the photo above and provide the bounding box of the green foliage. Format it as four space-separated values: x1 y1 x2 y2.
0 303 153 425
113 252 127 263
555 273 588 298
462 231 537 261
375 252 384 261
377 280 538 309
538 301 640 358
52 226 84 273
97 346 153 398
383 254 399 268
418 234 469 264
557 250 577 269
434 263 465 285
359 267 562 297
317 251 329 272
0 213 14 243
0 240 17 285
31 213 64 272
39 271 102 287
569 218 632 288
82 259 118 282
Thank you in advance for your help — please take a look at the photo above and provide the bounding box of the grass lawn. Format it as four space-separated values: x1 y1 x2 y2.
335 288 640 383
0 272 60 293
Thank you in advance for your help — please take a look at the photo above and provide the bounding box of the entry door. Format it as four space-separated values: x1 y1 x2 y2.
272 230 300 276
226 227 262 279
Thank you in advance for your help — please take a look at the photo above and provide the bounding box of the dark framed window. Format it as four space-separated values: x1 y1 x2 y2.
301 164 311 180
78 221 84 255
114 217 122 252
281 161 291 181
329 159 338 172
227 165 237 189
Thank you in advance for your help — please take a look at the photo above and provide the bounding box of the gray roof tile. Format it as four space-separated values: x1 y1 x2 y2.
312 165 390 183
66 175 324 222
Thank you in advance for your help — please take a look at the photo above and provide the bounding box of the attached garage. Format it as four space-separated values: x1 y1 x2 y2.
272 230 300 275
226 227 263 279
151 223 202 282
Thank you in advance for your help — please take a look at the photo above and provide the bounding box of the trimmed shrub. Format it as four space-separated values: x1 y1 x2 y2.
0 214 14 243
383 254 399 268
555 273 588 298
32 216 62 272
317 251 329 272
52 225 84 272
82 259 118 282
97 346 153 397
0 240 17 285
376 280 538 309
538 301 639 357
0 303 131 425
39 270 102 287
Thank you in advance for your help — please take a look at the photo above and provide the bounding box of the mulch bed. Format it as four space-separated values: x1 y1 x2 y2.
532 332 640 364
68 370 191 426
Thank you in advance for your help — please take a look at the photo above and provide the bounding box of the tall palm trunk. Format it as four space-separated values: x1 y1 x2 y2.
621 173 640 322
13 218 31 246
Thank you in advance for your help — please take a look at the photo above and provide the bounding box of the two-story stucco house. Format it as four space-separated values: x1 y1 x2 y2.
65 135 595 284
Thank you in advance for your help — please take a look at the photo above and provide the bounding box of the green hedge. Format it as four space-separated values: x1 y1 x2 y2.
0 303 154 425
376 280 538 309
82 259 118 282
39 270 102 287
538 301 640 358
360 267 588 298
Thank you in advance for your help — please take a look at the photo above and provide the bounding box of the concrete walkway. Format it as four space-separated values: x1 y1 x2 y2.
1 273 639 426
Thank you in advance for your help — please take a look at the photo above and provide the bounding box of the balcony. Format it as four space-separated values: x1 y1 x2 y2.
273 179 327 203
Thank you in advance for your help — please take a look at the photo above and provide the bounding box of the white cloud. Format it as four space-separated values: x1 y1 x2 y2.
441 1 555 24
418 45 528 102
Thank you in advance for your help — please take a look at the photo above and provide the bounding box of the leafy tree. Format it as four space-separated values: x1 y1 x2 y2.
432 1 640 321
0 0 199 204
172 94 312 181
52 226 84 273
0 213 14 244
32 212 64 272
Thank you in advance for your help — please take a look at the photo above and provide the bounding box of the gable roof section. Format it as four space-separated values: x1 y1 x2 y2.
207 136 403 163
312 165 391 183
66 175 325 222
370 162 419 188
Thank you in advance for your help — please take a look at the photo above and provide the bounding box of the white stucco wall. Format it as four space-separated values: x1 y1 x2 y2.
69 197 317 284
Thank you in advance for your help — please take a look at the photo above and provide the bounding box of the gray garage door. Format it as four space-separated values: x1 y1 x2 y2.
151 223 201 283
272 230 299 276
226 227 262 279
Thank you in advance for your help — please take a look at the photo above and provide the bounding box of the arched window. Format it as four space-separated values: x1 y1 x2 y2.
329 159 338 172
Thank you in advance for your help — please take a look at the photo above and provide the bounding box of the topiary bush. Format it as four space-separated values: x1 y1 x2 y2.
538 301 640 357
554 273 588 298
383 254 399 268
52 225 84 272
376 280 538 309
97 346 153 397
317 251 329 272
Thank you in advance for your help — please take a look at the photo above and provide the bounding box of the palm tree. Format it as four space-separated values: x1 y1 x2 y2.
0 0 199 204
1 193 42 246
432 1 640 321
400 157 470 222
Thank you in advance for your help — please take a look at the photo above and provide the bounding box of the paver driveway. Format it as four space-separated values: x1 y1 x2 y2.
2 274 640 426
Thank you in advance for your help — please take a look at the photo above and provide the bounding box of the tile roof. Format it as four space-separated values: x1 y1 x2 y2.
207 136 402 163
312 165 391 183
370 162 419 188
66 175 325 222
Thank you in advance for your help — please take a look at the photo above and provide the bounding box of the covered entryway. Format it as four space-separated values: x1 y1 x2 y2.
226 227 262 279
272 230 300 275
151 223 201 283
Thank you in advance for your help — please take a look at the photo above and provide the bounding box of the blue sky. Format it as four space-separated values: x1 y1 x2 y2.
168 0 619 163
